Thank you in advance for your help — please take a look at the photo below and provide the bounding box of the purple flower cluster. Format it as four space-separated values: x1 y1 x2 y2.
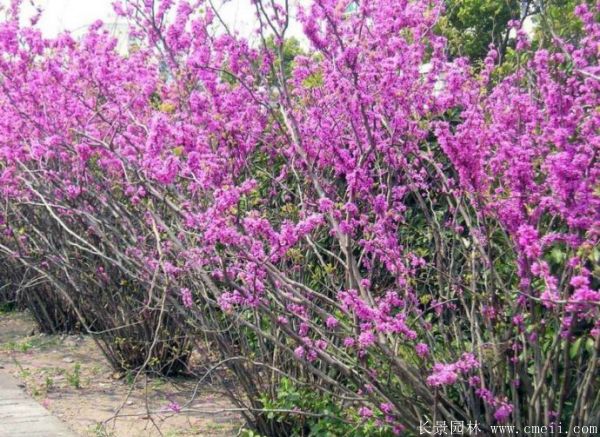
427 353 480 387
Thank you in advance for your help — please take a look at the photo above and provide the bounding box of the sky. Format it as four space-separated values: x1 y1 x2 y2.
3 1 533 47
12 0 119 36
7 0 307 42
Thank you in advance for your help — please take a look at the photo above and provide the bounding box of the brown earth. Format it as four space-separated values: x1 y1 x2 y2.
0 311 242 436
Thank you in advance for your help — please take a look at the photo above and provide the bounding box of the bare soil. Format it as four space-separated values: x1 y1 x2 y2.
0 311 241 436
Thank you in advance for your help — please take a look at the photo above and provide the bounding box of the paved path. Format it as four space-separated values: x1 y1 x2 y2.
0 371 78 436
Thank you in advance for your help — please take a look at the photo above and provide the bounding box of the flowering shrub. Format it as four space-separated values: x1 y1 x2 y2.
0 0 598 434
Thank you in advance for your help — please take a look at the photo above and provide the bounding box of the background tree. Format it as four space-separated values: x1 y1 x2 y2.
439 0 596 65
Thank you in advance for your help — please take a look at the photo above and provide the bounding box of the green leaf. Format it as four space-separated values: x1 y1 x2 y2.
570 337 583 359
302 71 324 89
585 337 595 355
550 247 566 264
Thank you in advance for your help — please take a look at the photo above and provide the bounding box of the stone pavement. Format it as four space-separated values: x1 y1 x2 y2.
0 370 78 436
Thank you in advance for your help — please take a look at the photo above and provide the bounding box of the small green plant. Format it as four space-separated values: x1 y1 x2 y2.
2 340 33 352
240 430 267 437
150 378 166 390
67 363 81 389
125 369 135 386
45 376 54 391
89 423 115 437
258 378 395 437
0 301 16 313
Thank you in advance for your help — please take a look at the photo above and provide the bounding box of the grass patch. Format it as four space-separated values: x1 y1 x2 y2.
66 363 82 389
2 340 33 352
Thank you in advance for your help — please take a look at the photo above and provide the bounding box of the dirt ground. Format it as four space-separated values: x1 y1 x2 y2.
0 310 242 436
